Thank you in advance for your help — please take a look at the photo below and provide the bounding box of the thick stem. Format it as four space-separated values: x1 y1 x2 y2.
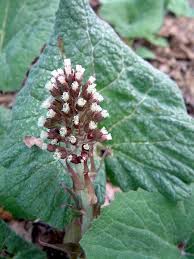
63 163 97 244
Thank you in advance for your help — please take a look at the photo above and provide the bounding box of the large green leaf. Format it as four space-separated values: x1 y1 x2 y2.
0 0 59 92
0 220 46 259
0 0 194 229
99 0 165 40
81 187 194 259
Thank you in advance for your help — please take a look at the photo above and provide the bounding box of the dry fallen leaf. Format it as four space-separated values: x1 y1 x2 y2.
23 136 43 148
102 182 121 207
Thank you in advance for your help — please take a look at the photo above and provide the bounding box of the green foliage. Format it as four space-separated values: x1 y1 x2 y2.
0 107 11 139
167 0 194 17
81 186 194 258
135 47 155 60
0 0 59 92
0 0 194 231
0 220 46 259
99 0 165 41
99 0 194 47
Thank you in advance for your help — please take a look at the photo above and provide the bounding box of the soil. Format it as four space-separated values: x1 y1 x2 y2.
150 15 194 116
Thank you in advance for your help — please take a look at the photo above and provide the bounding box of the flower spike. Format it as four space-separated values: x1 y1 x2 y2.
39 58 111 164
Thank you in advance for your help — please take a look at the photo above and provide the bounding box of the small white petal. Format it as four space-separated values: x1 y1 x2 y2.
62 92 69 102
64 58 71 76
45 81 54 91
58 75 66 84
47 109 56 118
87 83 96 94
91 102 102 112
100 127 108 135
101 109 109 118
57 68 64 75
41 143 48 150
93 92 104 102
67 155 73 162
62 103 70 113
40 130 48 140
41 97 54 109
51 70 58 77
69 135 76 144
73 115 79 125
89 121 97 130
38 116 46 127
106 133 112 140
77 97 86 107
83 144 90 151
53 150 62 160
75 65 85 80
88 76 96 84
60 127 67 137
71 81 79 91
51 77 56 84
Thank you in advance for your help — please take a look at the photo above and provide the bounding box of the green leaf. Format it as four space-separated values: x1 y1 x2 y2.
167 0 194 17
146 34 168 47
81 187 194 259
0 220 46 259
94 157 106 205
1 0 194 229
99 0 165 40
0 144 73 228
0 107 11 139
0 0 59 92
135 47 155 60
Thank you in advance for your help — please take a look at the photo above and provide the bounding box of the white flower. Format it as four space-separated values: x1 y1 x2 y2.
40 130 48 140
75 65 85 80
62 103 70 113
71 81 79 91
83 144 90 150
91 102 102 112
93 92 104 102
67 155 73 162
51 77 56 84
106 133 112 140
41 143 48 150
100 127 112 140
77 97 86 107
60 127 67 137
53 150 62 160
69 135 76 144
38 116 46 127
57 68 64 75
100 127 108 135
89 121 97 130
87 83 96 94
58 75 66 84
51 70 58 77
45 81 54 91
62 92 69 102
41 97 54 109
73 115 79 125
47 109 56 118
88 76 96 84
101 109 109 118
51 69 64 78
64 58 71 76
